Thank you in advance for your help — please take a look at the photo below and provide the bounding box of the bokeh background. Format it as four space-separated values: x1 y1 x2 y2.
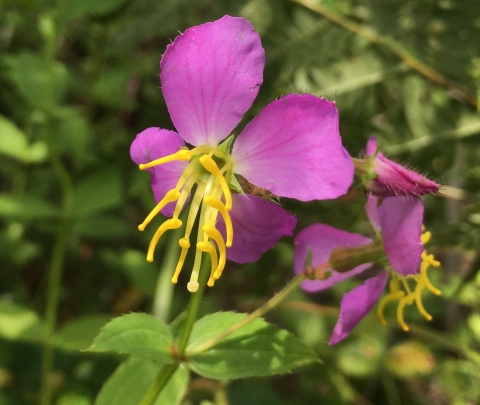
1 0 480 404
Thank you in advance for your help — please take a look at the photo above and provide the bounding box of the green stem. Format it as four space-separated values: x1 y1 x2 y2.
187 273 307 356
39 11 73 405
139 257 211 405
152 225 183 322
138 364 177 405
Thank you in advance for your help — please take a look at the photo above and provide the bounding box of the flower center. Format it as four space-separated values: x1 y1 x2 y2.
137 145 234 292
376 228 441 331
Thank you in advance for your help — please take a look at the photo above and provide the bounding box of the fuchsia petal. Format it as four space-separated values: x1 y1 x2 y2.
231 94 354 201
378 197 424 276
160 16 265 146
217 194 296 263
329 271 388 345
294 224 372 292
365 194 381 232
130 127 187 217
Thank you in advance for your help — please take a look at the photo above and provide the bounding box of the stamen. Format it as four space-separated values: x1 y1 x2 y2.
172 170 200 219
171 181 207 283
202 225 226 279
377 290 405 326
397 293 415 331
139 150 191 170
413 275 433 321
197 240 218 287
187 248 202 293
171 238 190 284
146 218 182 262
138 189 180 231
204 196 233 247
199 155 232 210
420 255 441 296
420 231 431 244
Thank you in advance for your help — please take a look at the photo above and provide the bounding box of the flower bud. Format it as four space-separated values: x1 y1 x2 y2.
358 137 440 197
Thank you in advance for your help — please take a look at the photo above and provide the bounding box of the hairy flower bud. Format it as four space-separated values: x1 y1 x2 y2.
357 137 440 197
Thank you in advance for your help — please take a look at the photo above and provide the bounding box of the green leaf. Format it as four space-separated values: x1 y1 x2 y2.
0 301 45 343
0 194 59 220
72 168 122 218
88 313 174 363
55 314 112 351
186 312 318 379
6 52 68 108
95 357 188 405
0 115 47 163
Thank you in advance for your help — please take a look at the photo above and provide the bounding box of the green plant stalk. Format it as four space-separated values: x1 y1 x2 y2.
139 253 211 405
39 10 74 405
187 273 307 356
152 225 183 322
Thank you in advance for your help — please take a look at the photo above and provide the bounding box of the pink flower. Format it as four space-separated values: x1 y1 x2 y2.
131 16 354 292
294 196 440 344
363 137 440 197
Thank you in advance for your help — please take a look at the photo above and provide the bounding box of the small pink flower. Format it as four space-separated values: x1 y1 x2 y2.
130 16 354 291
294 196 440 344
363 137 440 197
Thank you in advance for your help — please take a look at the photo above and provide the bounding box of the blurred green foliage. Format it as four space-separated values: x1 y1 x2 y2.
0 0 480 403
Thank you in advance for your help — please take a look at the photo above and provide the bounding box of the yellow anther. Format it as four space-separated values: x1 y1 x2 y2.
207 277 216 287
420 231 431 244
171 238 191 284
204 196 233 247
413 279 433 321
420 254 441 296
377 290 405 326
146 218 182 262
199 155 232 210
197 241 218 286
397 293 416 331
138 189 180 231
139 149 191 170
179 238 190 249
202 225 226 280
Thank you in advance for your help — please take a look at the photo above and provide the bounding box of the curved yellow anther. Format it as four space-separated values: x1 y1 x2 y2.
204 196 233 247
420 231 432 245
171 238 190 284
138 189 180 231
197 241 218 287
414 280 433 321
202 225 226 280
397 293 416 331
377 290 405 326
146 218 182 262
199 155 232 210
139 149 191 170
420 255 441 296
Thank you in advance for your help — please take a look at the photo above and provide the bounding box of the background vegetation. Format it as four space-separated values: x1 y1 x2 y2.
1 0 480 403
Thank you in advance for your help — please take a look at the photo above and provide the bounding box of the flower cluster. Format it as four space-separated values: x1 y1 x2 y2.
295 195 441 344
